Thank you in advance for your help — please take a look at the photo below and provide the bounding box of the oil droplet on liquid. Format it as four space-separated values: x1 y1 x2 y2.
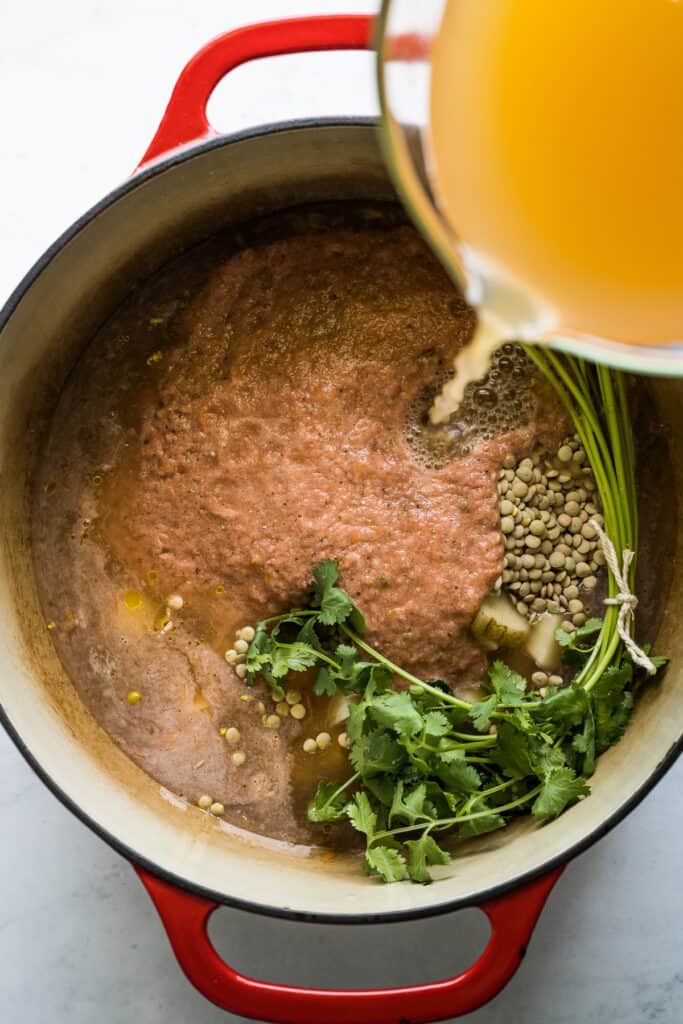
214 584 225 597
193 688 212 711
44 481 57 496
123 588 143 610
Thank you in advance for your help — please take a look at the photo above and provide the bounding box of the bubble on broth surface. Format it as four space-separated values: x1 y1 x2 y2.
405 343 539 468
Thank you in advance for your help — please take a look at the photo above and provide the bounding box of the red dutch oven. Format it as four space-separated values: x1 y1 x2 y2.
1 16 682 1023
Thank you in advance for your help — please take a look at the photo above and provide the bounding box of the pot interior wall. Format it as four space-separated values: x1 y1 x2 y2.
1 123 682 919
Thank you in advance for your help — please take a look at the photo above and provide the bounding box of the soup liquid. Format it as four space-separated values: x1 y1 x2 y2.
429 0 683 346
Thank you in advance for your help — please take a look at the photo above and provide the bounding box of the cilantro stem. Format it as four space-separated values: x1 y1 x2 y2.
479 778 518 797
316 772 360 815
341 625 472 710
372 784 542 843
450 731 495 743
261 610 319 626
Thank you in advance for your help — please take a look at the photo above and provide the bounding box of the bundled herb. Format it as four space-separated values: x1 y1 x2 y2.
245 357 667 883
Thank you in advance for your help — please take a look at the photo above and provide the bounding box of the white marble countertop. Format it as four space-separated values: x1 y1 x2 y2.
1 2 681 1022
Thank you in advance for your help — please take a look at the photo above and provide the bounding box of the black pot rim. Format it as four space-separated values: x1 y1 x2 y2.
1 116 682 926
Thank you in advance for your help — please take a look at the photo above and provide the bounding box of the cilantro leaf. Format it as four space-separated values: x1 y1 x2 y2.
529 738 567 778
336 644 359 677
423 711 451 737
346 701 367 742
348 791 377 837
312 559 339 600
296 616 323 649
489 661 527 706
389 781 427 826
554 627 575 649
405 833 451 883
556 618 602 648
363 774 395 807
307 781 351 823
590 663 633 753
531 768 590 822
318 588 356 627
365 845 407 883
365 663 393 693
469 694 497 732
369 691 423 737
458 797 507 839
349 730 405 775
574 618 603 642
492 721 533 778
434 749 481 793
533 684 588 728
572 712 596 776
313 666 336 697
313 560 366 631
269 643 319 678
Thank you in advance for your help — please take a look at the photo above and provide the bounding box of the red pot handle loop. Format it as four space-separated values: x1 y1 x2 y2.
138 15 375 170
136 864 562 1023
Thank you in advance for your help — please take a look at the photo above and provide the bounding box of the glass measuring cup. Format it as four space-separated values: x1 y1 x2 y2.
375 0 683 378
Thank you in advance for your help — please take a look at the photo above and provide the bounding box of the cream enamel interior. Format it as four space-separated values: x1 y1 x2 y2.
1 123 682 919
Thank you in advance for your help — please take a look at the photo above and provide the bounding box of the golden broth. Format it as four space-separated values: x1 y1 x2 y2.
430 0 683 346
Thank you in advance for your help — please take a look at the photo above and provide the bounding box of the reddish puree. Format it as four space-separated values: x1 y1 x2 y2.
32 206 565 844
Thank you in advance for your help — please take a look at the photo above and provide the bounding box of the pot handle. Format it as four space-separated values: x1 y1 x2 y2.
135 863 563 1022
137 15 375 170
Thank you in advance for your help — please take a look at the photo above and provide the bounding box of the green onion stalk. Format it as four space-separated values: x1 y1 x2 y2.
524 347 637 692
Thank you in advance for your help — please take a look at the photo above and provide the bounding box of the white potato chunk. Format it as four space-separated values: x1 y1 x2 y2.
526 613 563 670
472 594 530 650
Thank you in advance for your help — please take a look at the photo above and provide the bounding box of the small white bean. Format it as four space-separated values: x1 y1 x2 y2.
197 794 212 810
167 594 184 610
234 638 249 654
225 727 241 745
303 738 317 753
231 750 246 766
239 626 255 642
235 664 247 679
316 732 332 750
290 703 306 720
338 732 349 749
210 802 225 816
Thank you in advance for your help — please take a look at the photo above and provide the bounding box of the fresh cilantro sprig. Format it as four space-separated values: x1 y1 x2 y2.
246 570 663 884
244 560 373 701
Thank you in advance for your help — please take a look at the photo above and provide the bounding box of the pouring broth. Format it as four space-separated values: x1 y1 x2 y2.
429 0 683 348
